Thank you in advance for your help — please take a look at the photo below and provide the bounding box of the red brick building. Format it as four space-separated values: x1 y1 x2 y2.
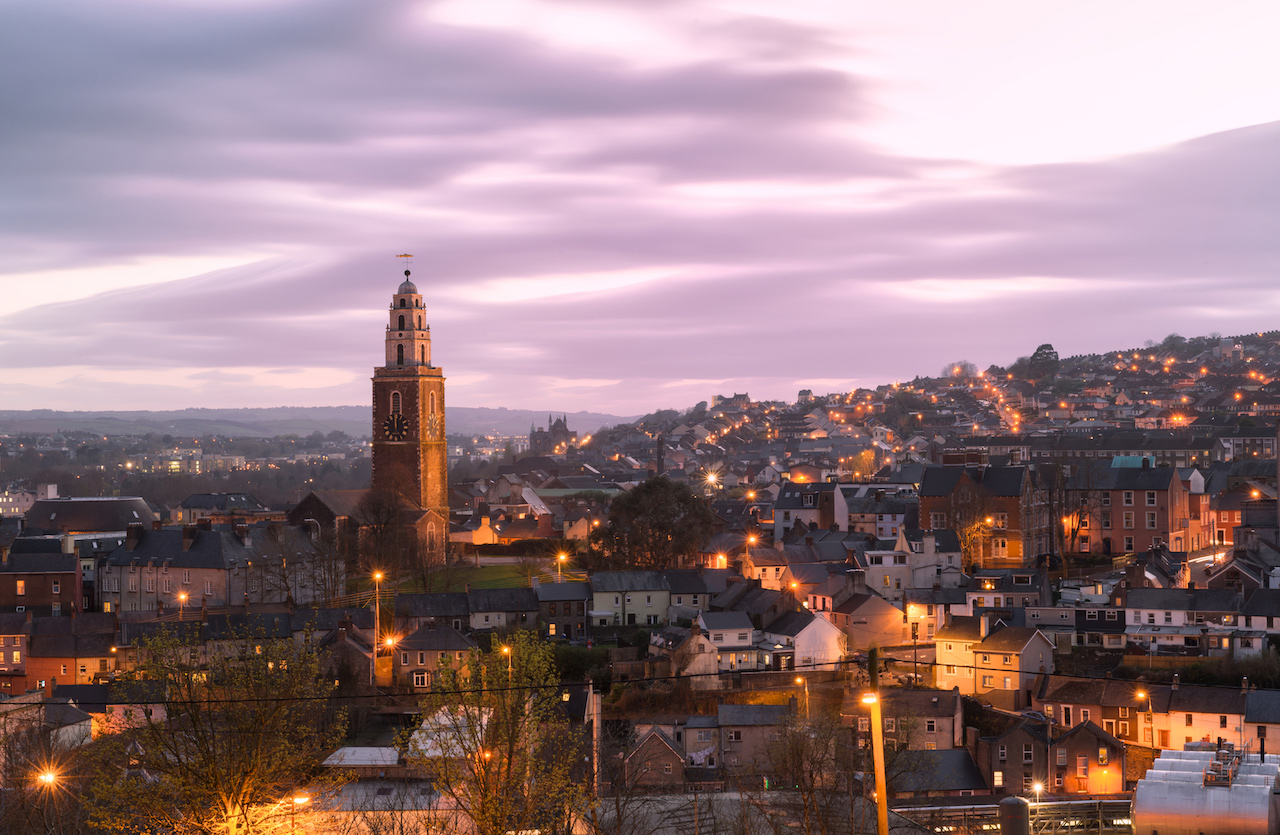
920 466 1051 569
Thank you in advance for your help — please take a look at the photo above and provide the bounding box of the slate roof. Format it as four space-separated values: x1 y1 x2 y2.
1245 689 1280 723
699 611 754 631
718 703 790 726
535 581 592 602
103 528 253 570
1126 587 1241 612
23 497 156 534
934 616 985 643
179 493 268 512
43 699 92 729
891 749 988 793
395 593 469 619
1067 467 1179 491
590 571 671 593
0 553 78 573
919 466 1027 498
903 529 962 552
762 609 815 637
468 587 538 613
1241 589 1280 618
973 627 1049 653
397 622 477 653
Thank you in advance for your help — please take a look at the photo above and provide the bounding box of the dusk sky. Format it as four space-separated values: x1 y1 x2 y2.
5 1 1280 415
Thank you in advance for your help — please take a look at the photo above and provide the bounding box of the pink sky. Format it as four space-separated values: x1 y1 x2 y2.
4 1 1280 414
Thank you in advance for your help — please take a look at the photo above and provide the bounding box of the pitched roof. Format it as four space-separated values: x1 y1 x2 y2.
590 571 671 593
535 581 592 602
395 593 469 619
974 627 1049 653
468 587 538 612
717 703 790 726
890 749 987 793
699 611 754 631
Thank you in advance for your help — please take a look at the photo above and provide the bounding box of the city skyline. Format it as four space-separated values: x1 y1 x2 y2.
5 1 1280 414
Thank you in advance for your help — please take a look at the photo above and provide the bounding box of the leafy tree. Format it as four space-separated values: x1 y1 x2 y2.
1028 344 1060 379
588 477 716 570
85 626 347 834
409 631 587 835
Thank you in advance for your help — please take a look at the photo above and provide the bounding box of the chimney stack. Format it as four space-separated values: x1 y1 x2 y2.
980 612 992 639
196 518 213 531
1172 673 1180 691
182 525 197 551
1243 676 1250 695
126 523 145 551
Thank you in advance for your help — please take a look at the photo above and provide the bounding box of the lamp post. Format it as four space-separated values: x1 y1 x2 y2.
177 591 188 620
502 645 512 683
371 571 384 686
557 553 567 582
1137 690 1154 748
1033 781 1043 828
862 692 890 835
290 794 309 834
795 676 809 721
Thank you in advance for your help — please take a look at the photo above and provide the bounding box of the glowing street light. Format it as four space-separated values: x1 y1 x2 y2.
861 692 890 835
557 553 567 582
177 591 188 619
37 770 56 786
795 676 809 721
502 645 512 681
371 570 385 686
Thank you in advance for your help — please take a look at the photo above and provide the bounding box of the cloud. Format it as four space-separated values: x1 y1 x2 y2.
2 1 1279 414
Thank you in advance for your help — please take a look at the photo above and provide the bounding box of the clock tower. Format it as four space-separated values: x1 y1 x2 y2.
371 268 448 553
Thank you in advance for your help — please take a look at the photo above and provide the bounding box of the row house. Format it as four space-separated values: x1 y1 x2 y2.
1123 587 1244 655
1067 464 1199 556
840 686 964 751
1037 674 1259 754
842 488 916 540
589 571 671 628
390 621 478 692
99 521 336 615
0 550 81 616
977 719 1126 796
632 702 792 778
919 465 1052 569
935 614 1055 710
773 481 842 538
1025 605 1127 650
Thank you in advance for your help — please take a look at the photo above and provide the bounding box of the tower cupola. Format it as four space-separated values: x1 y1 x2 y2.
386 269 432 368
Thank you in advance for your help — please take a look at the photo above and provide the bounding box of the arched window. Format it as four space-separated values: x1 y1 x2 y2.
391 392 401 414
417 315 422 329
421 347 426 365
399 298 406 308
416 299 421 307
398 314 405 330
396 344 404 366
429 392 436 413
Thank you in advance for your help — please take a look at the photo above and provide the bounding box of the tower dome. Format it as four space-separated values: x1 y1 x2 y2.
397 269 418 295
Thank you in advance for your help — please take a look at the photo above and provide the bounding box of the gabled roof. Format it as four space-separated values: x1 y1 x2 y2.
396 593 469 619
468 587 538 613
762 608 815 637
717 703 790 726
919 466 1027 498
535 581 592 602
891 749 987 793
973 627 1050 653
397 622 477 653
698 611 754 632
590 571 671 593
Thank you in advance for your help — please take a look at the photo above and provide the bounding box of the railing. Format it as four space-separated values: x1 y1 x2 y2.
893 797 1134 835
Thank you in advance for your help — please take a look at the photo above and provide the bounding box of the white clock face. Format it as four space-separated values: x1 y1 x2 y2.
426 411 440 438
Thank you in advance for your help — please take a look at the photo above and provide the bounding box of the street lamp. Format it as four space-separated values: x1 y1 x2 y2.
371 571 384 686
1137 690 1154 748
290 794 309 833
37 771 56 786
1032 781 1043 827
502 645 512 682
557 553 567 582
861 692 890 835
177 591 188 619
795 676 809 721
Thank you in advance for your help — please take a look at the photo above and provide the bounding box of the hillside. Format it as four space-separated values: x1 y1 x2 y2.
0 406 639 439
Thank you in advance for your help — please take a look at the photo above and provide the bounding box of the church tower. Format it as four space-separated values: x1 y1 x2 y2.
371 267 448 551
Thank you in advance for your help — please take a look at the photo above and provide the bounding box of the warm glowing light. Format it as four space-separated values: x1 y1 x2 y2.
861 693 878 705
502 646 511 655
293 794 310 805
373 571 384 582
38 771 56 785
795 677 804 685
384 637 396 647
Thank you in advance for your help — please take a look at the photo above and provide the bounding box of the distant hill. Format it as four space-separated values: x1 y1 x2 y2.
0 407 639 439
